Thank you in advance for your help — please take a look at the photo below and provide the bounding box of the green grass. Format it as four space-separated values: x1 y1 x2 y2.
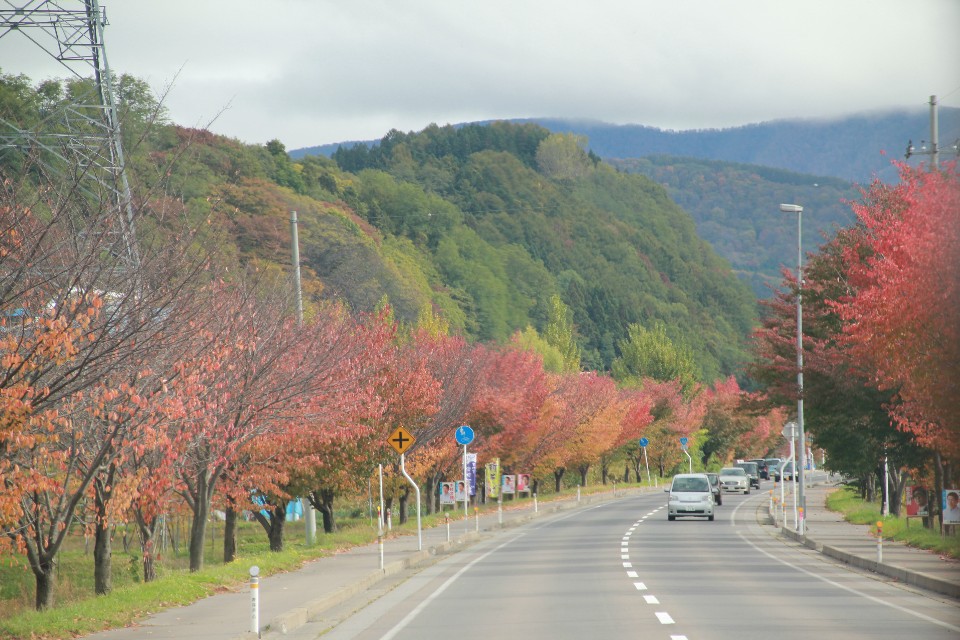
826 486 960 560
0 482 640 639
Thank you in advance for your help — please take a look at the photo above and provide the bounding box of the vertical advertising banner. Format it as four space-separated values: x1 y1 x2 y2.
466 453 478 496
486 458 501 499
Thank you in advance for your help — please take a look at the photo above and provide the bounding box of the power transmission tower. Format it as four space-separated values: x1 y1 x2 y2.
0 0 138 265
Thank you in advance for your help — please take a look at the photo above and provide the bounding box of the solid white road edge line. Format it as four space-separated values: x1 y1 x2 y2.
379 534 525 640
737 531 960 633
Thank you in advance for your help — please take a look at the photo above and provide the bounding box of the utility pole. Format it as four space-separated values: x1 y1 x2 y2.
905 95 960 170
291 210 315 546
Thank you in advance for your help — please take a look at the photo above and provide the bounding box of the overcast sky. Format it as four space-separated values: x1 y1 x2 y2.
3 0 959 150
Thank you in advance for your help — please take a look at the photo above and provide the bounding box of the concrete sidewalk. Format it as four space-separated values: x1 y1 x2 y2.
772 481 960 599
80 488 641 640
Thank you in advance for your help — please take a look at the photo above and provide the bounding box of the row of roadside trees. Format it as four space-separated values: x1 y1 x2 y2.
749 162 959 519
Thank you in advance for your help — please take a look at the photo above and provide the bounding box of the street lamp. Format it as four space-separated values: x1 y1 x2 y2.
780 203 806 535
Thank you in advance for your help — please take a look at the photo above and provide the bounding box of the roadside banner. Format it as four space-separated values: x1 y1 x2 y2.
466 453 477 496
486 459 501 499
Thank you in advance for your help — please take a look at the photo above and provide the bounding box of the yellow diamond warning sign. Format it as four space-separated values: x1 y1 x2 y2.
387 426 416 455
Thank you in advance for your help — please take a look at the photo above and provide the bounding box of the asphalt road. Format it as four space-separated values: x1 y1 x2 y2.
287 483 960 640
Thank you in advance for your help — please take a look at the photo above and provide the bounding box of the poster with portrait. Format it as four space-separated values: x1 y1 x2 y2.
905 486 928 516
455 480 468 502
501 474 516 495
943 489 960 525
439 481 456 505
517 473 530 493
486 459 501 499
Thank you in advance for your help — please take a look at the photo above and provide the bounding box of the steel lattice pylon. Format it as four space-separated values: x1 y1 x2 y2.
0 0 138 264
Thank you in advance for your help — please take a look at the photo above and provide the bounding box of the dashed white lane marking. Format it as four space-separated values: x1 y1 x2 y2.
627 570 638 578
621 554 629 560
655 611 675 624
671 636 689 640
633 582 646 590
643 595 659 604
622 562 632 567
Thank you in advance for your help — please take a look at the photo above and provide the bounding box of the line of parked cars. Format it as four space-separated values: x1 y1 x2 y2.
666 457 786 521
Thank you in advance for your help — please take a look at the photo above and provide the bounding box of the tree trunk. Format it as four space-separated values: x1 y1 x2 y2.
93 485 113 595
600 456 609 485
253 501 287 552
428 472 441 514
34 563 55 611
93 522 113 595
321 489 336 533
399 486 410 525
135 511 160 583
554 468 565 493
223 504 238 563
93 467 116 595
578 464 589 487
188 476 211 572
623 461 630 483
531 478 540 495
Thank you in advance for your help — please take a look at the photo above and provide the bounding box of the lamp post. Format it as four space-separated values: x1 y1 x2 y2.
780 203 806 535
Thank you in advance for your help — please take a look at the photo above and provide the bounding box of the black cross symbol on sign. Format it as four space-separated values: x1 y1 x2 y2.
388 426 415 454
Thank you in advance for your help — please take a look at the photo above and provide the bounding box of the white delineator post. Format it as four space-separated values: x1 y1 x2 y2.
249 566 260 636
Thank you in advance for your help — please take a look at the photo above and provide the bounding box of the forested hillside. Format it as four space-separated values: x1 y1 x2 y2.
332 124 757 377
610 156 858 296
1 72 756 381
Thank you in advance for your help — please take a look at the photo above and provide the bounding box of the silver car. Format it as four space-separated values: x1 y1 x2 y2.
666 473 715 521
719 467 750 494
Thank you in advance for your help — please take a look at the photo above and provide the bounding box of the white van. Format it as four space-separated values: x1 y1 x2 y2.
665 473 715 521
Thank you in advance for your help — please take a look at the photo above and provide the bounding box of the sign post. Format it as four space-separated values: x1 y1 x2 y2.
782 422 798 530
387 426 420 549
679 437 692 473
456 425 475 531
639 437 651 485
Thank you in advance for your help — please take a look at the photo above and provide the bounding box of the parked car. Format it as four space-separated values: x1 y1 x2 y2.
665 473 715 521
735 461 761 489
719 467 750 494
705 472 722 506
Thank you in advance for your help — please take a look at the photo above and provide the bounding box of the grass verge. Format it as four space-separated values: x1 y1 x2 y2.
825 485 960 560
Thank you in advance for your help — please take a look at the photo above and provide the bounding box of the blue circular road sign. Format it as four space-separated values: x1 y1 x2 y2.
455 425 475 445
679 437 689 446
639 437 649 448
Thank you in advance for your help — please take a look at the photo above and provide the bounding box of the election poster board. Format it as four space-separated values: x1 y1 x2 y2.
517 473 531 493
944 489 960 525
501 474 516 495
439 481 456 505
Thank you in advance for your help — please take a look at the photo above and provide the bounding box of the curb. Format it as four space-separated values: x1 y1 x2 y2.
774 520 960 600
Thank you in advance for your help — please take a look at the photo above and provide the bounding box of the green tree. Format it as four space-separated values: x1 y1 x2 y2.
544 294 581 373
536 133 593 181
611 322 699 395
